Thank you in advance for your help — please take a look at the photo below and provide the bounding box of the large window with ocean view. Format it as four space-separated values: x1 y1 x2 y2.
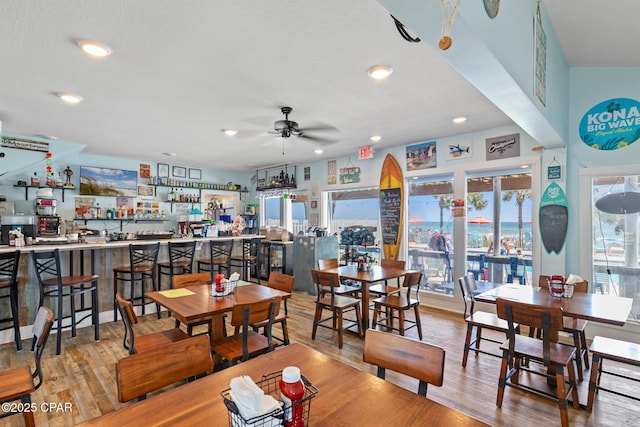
466 171 532 285
408 175 455 295
591 174 639 320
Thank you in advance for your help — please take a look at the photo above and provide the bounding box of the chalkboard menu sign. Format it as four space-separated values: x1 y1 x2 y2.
539 182 569 254
380 188 401 245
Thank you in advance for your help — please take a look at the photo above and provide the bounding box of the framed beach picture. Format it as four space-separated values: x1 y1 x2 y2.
157 163 169 178
188 168 202 180
79 166 138 197
172 166 186 178
406 140 437 170
137 185 154 197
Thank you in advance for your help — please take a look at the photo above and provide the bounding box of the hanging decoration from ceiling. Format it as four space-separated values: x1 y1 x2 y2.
391 15 421 43
579 97 640 150
483 0 501 19
439 0 460 50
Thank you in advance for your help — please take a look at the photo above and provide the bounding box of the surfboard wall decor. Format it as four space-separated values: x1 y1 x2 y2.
379 154 404 260
539 182 568 254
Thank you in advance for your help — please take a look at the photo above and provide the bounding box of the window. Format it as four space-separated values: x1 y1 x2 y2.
591 174 639 318
263 197 281 228
466 171 532 284
327 188 380 264
408 176 454 295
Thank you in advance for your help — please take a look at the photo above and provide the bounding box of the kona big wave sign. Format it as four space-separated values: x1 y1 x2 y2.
579 97 640 150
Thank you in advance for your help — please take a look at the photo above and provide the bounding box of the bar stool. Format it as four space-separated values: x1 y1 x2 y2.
196 239 234 280
0 251 22 351
31 249 100 355
113 243 160 322
229 237 262 284
157 240 196 291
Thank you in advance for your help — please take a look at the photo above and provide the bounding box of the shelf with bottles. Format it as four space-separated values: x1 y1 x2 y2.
147 179 249 198
256 164 297 191
74 217 168 231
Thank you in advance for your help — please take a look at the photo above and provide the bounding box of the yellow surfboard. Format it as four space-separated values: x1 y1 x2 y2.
379 154 404 261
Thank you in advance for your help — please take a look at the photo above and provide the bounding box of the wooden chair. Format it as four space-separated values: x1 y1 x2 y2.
171 273 215 336
371 271 423 340
157 240 196 291
317 258 360 297
113 242 160 321
197 239 234 279
311 269 363 349
587 336 640 412
115 293 189 355
0 251 22 350
537 275 590 381
229 237 262 284
211 297 280 366
0 306 53 427
116 334 212 403
496 298 579 427
250 272 295 345
368 259 404 297
363 329 445 397
31 249 100 355
458 274 518 367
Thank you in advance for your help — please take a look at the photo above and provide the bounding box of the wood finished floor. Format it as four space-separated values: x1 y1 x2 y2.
0 290 638 426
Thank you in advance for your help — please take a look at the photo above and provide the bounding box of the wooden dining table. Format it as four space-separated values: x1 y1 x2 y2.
145 282 290 343
322 264 413 330
475 283 633 326
77 343 488 426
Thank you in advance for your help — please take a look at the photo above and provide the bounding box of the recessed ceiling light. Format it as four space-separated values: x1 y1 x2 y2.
521 165 529 169
367 64 393 80
452 116 467 124
222 129 238 136
76 39 113 57
34 134 58 140
412 176 419 180
163 152 177 157
55 92 83 104
314 149 324 155
370 135 382 142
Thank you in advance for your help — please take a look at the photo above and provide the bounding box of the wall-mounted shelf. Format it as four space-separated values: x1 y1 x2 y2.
256 164 297 192
150 183 249 201
74 218 168 231
164 200 202 213
14 184 74 202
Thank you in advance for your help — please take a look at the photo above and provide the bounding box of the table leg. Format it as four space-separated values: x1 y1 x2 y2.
210 314 226 366
361 283 369 331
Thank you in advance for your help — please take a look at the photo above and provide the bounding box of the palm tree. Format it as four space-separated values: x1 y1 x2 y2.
433 194 452 230
467 192 488 211
502 189 531 248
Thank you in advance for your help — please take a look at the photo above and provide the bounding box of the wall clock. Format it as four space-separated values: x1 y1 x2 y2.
483 0 500 19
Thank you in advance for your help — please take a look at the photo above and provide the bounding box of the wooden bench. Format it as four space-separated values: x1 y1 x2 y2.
587 336 640 412
116 334 212 402
363 329 445 397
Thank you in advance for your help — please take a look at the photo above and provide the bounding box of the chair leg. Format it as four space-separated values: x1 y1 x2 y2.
496 350 509 408
10 287 22 351
580 330 589 368
337 308 344 349
56 290 63 355
572 331 584 381
70 289 77 337
372 303 379 330
587 354 601 412
20 394 35 427
462 323 473 367
398 310 405 336
413 305 422 340
113 272 119 322
93 281 99 341
354 305 363 337
311 304 322 341
281 320 290 345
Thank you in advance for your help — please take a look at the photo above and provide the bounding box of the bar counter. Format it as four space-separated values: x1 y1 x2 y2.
0 235 263 344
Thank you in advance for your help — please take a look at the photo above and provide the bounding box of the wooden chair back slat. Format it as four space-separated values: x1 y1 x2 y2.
380 259 405 269
318 258 339 270
496 298 563 343
172 272 211 289
267 272 295 293
116 334 212 403
230 298 281 327
363 329 445 396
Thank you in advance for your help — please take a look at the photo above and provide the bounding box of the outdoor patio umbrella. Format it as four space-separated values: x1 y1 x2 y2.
468 216 492 224
409 217 425 223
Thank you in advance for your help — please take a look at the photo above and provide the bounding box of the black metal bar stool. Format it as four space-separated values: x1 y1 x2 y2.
113 243 160 322
31 249 99 355
196 239 234 280
229 237 262 284
0 251 22 351
157 240 196 291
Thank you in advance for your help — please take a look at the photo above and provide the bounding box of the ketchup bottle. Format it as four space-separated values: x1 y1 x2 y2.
279 366 305 427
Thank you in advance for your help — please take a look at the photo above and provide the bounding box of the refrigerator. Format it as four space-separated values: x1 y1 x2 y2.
292 235 338 295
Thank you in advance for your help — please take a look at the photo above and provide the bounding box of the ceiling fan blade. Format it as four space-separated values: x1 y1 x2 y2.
298 123 339 133
234 130 270 139
298 134 339 145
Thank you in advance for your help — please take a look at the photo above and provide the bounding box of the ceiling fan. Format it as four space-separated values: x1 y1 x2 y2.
268 106 339 145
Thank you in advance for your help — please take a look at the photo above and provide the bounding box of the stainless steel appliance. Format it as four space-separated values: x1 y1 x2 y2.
37 215 61 237
1 215 37 245
35 197 57 216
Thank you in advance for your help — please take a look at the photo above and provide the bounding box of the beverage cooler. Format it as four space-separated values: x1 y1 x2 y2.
292 235 339 294
259 241 293 280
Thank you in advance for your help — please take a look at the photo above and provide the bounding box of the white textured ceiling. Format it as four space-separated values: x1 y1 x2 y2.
0 1 636 172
